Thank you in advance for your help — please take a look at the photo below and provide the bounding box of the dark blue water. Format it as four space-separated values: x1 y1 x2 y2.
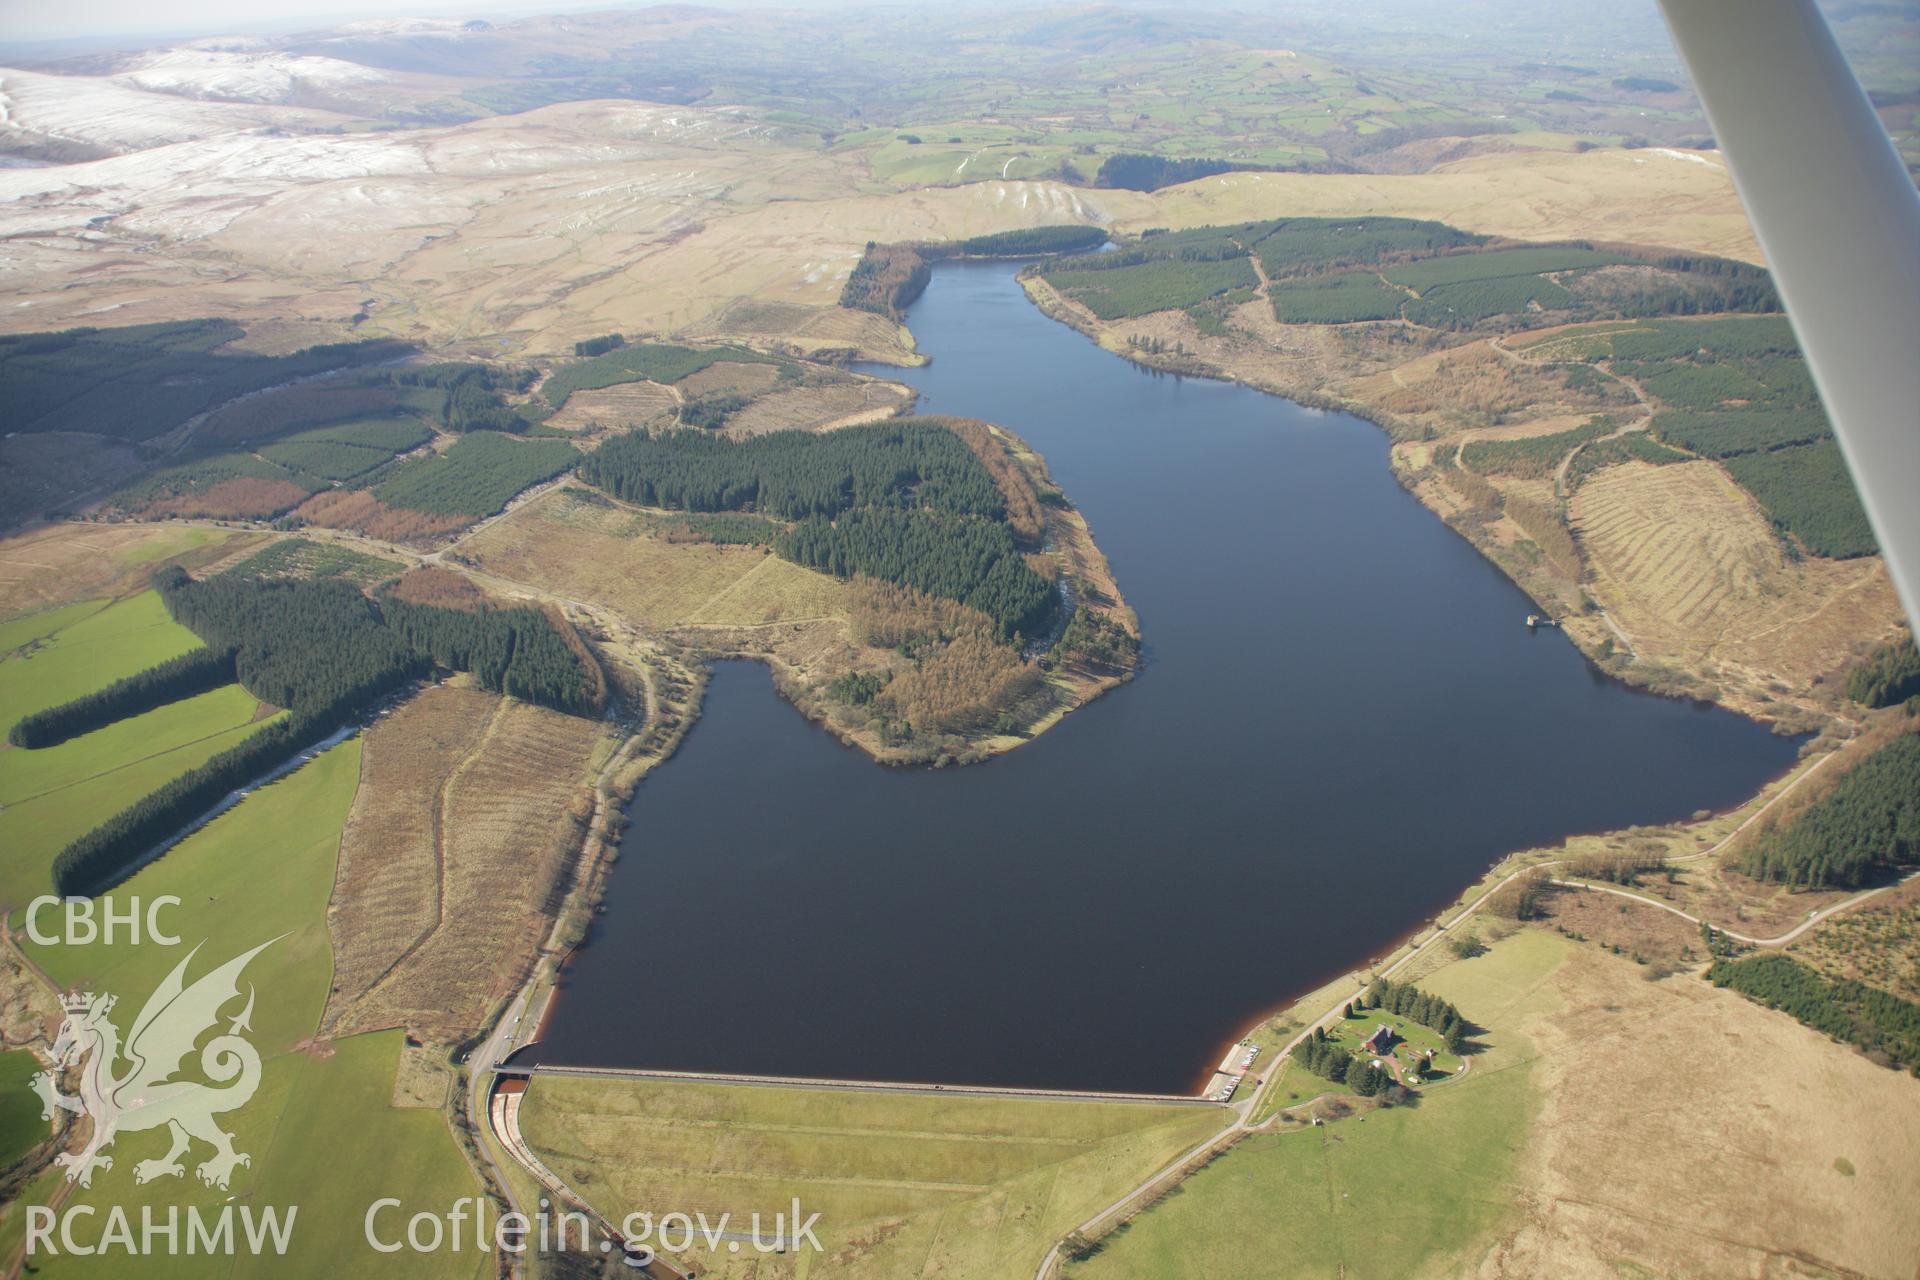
539 261 1800 1092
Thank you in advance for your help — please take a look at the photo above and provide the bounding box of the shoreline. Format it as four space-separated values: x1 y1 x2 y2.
1015 270 1873 734
516 724 1844 1107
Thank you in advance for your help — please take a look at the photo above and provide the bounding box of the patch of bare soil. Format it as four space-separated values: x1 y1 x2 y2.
1356 340 1620 430
140 477 311 521
457 487 849 628
676 360 784 400
1535 884 1703 970
0 943 58 1051
541 380 679 436
322 686 496 1036
391 1037 453 1109
1572 461 1901 719
293 489 472 545
386 565 490 610
723 378 913 436
0 522 270 618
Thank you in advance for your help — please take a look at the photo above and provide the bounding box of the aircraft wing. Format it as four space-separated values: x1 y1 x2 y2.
1658 0 1920 629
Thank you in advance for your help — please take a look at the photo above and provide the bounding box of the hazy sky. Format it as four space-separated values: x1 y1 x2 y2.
0 0 1697 50
2 1 421 40
0 0 911 45
0 0 562 44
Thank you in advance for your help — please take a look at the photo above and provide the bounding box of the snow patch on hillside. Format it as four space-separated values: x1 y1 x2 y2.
115 50 385 104
0 67 347 154
1652 147 1722 170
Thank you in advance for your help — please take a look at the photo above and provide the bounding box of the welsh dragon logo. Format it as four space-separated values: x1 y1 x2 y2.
31 938 276 1190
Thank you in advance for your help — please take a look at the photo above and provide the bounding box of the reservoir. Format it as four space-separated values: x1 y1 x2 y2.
537 261 1802 1094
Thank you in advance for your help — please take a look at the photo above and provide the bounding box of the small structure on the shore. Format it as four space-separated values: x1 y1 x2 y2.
1526 614 1560 629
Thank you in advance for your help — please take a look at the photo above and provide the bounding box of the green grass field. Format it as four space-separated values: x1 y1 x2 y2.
1068 931 1568 1279
522 1077 1228 1278
24 742 357 1052
1251 1057 1351 1122
0 1048 49 1171
111 527 239 570
0 591 286 907
0 684 273 908
0 600 112 657
0 684 265 811
15 741 485 1279
0 592 201 732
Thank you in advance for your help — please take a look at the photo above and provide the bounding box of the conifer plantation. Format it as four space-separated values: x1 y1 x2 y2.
1737 733 1920 888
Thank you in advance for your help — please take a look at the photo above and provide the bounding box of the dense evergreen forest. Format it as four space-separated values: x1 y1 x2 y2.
678 393 750 429
1244 217 1487 277
156 569 422 720
1737 734 1920 887
580 421 1007 521
1055 606 1139 671
51 566 598 896
1028 222 1858 560
1033 215 1777 327
371 431 579 517
954 226 1110 256
7 646 237 749
380 595 599 716
1848 637 1920 709
779 508 1055 640
0 319 408 442
442 367 533 433
573 333 625 357
191 361 527 450
1574 316 1874 558
1094 154 1247 191
157 568 596 719
581 422 1055 639
1721 441 1877 559
1709 953 1920 1074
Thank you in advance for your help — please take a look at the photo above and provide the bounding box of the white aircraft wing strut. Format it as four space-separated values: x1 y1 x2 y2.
1659 0 1920 629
